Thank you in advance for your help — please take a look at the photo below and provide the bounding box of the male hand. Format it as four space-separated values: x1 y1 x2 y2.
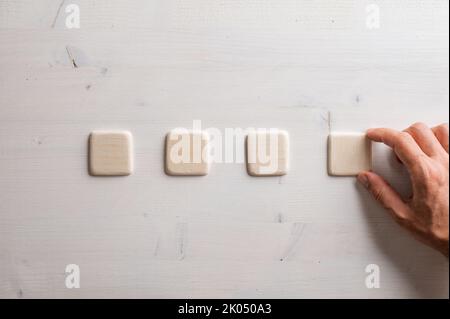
358 123 449 257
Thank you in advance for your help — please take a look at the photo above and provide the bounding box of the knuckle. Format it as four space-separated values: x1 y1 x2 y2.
410 122 428 131
410 154 430 174
372 186 386 204
374 189 383 202
398 131 413 143
396 132 415 148
435 123 449 135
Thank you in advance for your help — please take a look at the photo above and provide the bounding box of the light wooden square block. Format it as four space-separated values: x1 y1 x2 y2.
89 131 133 176
328 132 372 176
165 130 210 176
246 130 289 176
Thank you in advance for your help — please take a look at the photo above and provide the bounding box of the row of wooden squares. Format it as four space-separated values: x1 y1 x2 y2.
88 130 372 177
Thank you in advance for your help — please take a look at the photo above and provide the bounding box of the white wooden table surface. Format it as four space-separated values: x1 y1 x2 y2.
0 0 448 299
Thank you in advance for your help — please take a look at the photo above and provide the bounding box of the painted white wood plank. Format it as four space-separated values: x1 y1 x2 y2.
0 0 448 298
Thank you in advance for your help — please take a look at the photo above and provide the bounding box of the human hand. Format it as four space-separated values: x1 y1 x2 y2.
357 123 449 257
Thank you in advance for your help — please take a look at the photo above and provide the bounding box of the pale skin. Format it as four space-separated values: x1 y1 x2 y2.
357 123 449 257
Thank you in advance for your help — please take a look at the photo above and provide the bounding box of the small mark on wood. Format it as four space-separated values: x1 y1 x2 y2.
277 213 284 223
136 101 148 107
33 137 44 145
290 104 317 110
279 223 306 261
176 223 188 260
17 289 24 298
85 84 92 90
153 237 160 256
326 111 331 133
51 0 66 28
66 46 78 68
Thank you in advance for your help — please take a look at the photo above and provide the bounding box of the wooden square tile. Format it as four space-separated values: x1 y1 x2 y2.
89 131 133 176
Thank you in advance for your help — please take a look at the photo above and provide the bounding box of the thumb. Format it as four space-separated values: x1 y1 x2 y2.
357 171 410 221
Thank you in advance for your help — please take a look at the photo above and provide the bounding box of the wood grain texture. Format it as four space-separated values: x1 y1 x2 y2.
247 130 289 176
165 130 210 176
328 133 372 176
0 0 448 298
89 131 133 176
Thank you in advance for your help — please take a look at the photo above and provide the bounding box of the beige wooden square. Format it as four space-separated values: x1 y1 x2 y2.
328 132 372 176
246 130 289 176
165 130 210 176
89 131 133 176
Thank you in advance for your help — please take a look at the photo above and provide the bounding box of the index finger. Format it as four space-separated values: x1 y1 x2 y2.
367 128 427 169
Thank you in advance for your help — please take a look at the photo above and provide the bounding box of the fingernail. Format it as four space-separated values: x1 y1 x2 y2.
358 174 370 188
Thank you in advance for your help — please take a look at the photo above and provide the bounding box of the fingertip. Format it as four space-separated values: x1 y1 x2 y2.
358 171 408 216
365 128 380 140
357 171 370 188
